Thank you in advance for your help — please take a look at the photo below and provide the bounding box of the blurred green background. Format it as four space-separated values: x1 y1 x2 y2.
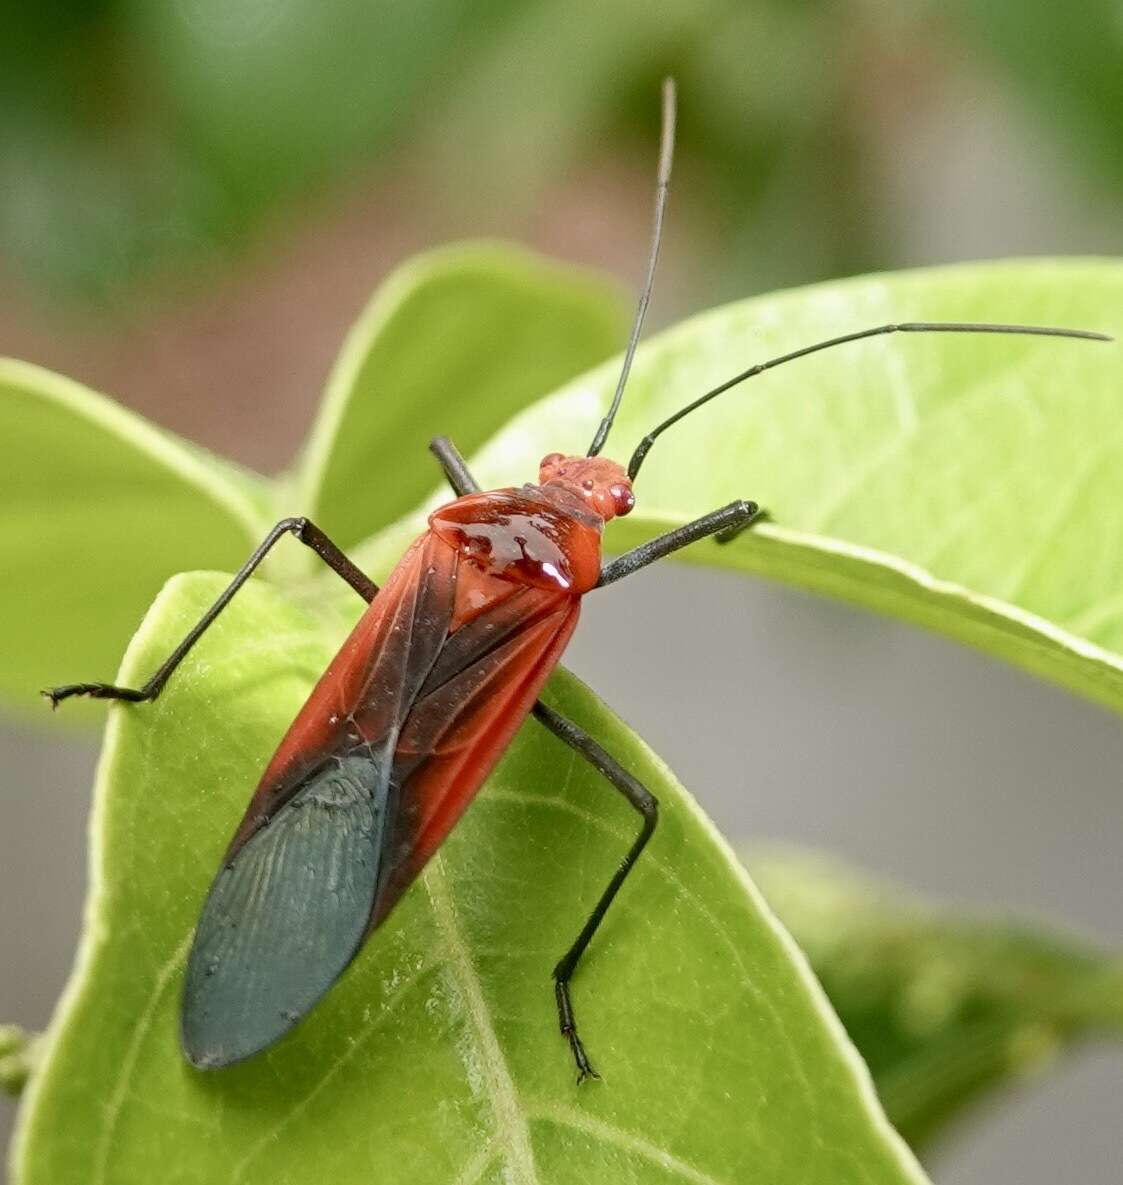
3 0 1122 471
3 3 1123 1184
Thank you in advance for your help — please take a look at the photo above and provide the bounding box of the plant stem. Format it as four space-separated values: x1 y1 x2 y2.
0 1025 40 1097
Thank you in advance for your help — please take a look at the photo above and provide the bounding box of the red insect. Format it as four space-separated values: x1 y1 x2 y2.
45 81 1108 1078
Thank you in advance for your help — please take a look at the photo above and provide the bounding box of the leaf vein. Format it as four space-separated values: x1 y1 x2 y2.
228 961 440 1184
532 1103 732 1185
425 855 538 1185
93 933 193 1185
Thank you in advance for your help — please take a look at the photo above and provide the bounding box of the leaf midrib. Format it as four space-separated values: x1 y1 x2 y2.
424 855 539 1185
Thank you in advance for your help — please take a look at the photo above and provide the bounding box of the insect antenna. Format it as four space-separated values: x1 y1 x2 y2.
626 320 1113 480
587 78 677 457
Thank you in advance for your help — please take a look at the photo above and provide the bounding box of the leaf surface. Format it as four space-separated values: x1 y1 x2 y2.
13 253 1123 1182
12 573 925 1185
0 360 269 724
295 243 626 549
457 259 1123 715
0 245 621 722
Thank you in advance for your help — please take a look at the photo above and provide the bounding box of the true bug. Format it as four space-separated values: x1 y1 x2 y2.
45 80 1109 1078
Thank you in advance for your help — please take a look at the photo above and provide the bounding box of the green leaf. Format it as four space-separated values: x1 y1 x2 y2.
0 242 621 727
459 259 1123 716
749 848 1123 1152
12 572 926 1185
0 360 271 724
294 243 626 551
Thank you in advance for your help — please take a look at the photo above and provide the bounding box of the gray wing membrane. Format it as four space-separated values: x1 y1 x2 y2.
180 534 568 1068
181 534 459 1069
182 743 395 1068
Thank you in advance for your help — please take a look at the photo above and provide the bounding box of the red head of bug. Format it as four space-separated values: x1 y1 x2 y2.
538 453 635 522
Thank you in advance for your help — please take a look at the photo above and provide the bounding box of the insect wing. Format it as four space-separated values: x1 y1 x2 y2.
373 570 580 923
182 528 581 1067
182 535 454 1067
226 535 453 855
181 741 395 1067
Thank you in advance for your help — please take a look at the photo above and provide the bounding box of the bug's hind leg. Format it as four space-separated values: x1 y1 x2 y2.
44 518 376 709
430 433 664 1077
531 700 658 1083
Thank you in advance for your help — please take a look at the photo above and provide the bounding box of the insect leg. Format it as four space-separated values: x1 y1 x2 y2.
596 499 763 587
531 700 658 1083
44 518 377 708
429 435 481 496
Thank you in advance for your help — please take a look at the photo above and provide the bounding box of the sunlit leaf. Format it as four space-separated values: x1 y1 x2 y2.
12 252 1123 1182
458 259 1123 715
0 360 270 724
12 574 925 1185
295 243 625 549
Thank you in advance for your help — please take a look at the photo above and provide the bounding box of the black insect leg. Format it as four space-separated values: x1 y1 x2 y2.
429 435 481 496
44 518 377 708
531 700 659 1083
596 499 763 587
429 434 666 1078
713 505 771 544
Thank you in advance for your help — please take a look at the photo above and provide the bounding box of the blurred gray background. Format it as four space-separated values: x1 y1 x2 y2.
3 3 1123 1180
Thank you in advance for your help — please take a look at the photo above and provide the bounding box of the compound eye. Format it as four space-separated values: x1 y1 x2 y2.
540 452 565 470
609 483 635 517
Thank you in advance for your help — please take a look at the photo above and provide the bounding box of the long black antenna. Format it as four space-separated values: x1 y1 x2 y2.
626 321 1112 480
587 78 677 457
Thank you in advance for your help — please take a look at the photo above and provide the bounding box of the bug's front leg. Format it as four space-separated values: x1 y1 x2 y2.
596 499 764 587
531 701 658 1083
44 518 376 708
